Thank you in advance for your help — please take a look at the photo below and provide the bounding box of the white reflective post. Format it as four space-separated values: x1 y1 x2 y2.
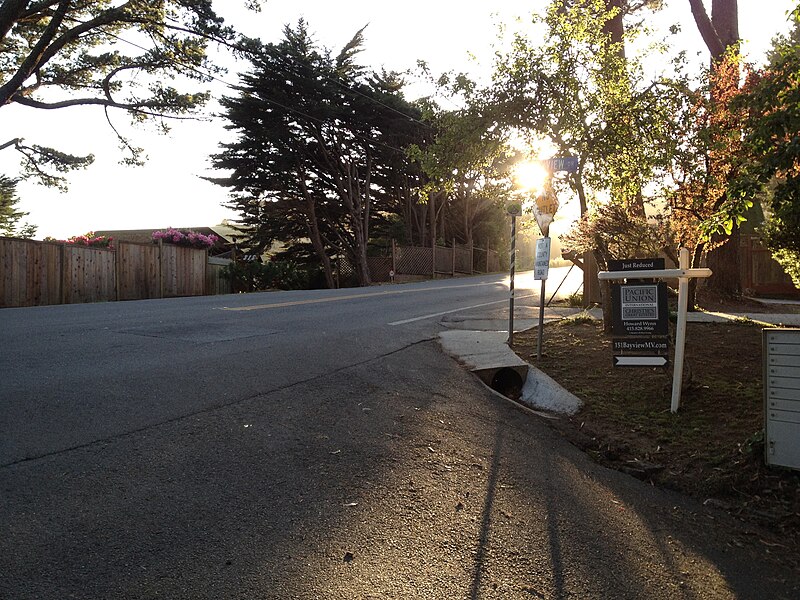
671 248 691 413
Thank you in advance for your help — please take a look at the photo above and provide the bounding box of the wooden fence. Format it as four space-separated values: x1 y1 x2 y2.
0 237 227 308
740 234 800 297
360 240 501 284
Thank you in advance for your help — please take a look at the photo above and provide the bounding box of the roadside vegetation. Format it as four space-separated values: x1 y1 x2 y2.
514 309 800 564
3 1 799 297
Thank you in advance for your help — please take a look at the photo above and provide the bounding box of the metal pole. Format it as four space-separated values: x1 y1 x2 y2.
536 233 549 360
508 215 516 346
537 275 546 360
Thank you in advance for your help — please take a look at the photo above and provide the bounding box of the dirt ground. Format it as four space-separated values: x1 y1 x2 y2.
513 296 800 565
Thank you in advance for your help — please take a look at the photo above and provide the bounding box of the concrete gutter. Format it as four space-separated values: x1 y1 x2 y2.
438 330 528 386
438 327 582 415
439 306 800 418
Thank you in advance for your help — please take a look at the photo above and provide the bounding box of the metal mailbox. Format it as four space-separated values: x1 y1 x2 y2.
764 328 800 470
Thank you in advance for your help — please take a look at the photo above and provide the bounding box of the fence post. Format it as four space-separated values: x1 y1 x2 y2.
114 243 120 301
204 249 210 296
452 238 456 276
60 243 68 304
158 238 164 299
470 242 474 274
391 239 397 279
486 247 490 273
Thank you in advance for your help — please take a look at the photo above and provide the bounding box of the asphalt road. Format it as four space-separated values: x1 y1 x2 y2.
1 269 797 599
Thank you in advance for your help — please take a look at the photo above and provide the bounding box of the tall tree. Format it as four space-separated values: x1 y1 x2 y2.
687 0 743 295
212 22 426 287
731 6 800 288
489 0 678 326
0 175 36 237
409 96 512 250
0 0 263 188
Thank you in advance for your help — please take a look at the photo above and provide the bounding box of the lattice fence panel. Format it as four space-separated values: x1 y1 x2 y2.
435 245 453 274
335 257 357 287
396 246 432 276
367 257 392 282
454 247 472 274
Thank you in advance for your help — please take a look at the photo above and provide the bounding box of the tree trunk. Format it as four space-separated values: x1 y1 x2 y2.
304 199 335 289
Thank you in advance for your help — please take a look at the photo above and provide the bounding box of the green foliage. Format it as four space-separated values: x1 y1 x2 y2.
566 292 584 308
488 0 675 215
731 8 800 273
560 201 675 271
212 21 427 287
223 260 313 292
0 175 36 238
771 249 800 289
558 311 596 325
0 1 264 188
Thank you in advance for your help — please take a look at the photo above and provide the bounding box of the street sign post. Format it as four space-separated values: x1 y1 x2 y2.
532 182 559 360
507 202 521 346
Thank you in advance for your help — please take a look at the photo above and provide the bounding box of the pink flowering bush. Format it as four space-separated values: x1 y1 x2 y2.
152 228 218 249
62 232 113 248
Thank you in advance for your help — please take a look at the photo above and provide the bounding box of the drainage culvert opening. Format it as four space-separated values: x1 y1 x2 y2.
490 367 524 401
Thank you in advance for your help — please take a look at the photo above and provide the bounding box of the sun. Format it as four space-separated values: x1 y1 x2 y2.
514 161 550 195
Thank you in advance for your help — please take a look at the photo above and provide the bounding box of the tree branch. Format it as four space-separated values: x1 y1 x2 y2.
687 0 726 58
10 92 200 119
0 0 28 43
0 0 71 106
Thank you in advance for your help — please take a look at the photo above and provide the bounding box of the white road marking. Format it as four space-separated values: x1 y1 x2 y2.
221 280 508 312
388 294 538 326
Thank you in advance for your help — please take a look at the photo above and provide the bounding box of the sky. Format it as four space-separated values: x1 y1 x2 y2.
1 0 796 240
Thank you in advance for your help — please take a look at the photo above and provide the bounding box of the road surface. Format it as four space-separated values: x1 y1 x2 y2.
1 269 796 599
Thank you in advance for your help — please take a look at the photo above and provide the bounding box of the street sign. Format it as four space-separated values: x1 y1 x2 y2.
540 156 578 173
533 182 559 236
614 356 668 367
534 237 551 280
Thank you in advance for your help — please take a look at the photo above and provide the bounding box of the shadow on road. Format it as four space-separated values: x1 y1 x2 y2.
1 340 797 599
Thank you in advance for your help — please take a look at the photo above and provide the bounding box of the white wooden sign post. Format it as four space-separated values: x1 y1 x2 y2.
598 248 712 413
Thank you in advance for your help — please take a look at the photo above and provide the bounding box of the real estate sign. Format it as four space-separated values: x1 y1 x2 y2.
608 257 669 367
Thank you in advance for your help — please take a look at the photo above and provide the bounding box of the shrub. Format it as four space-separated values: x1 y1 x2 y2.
60 232 113 248
223 260 311 291
152 227 217 249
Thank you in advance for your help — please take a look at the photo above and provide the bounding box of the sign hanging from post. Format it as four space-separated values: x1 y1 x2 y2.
533 181 559 237
534 237 551 281
540 156 578 173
